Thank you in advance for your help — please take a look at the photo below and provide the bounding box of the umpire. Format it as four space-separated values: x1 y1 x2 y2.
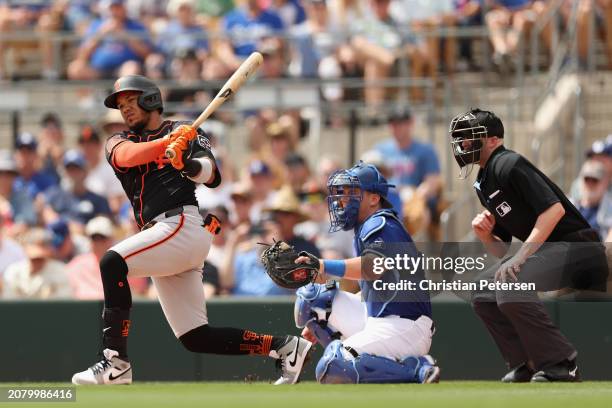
449 109 609 382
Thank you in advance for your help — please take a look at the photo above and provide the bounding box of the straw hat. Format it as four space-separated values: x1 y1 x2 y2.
264 185 309 222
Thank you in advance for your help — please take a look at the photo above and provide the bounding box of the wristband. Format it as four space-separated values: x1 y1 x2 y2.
323 259 346 278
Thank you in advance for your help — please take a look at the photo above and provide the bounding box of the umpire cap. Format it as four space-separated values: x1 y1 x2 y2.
104 75 163 113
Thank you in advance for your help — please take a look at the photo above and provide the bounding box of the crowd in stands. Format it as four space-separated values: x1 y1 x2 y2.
0 102 455 300
0 1 611 301
2 1 612 110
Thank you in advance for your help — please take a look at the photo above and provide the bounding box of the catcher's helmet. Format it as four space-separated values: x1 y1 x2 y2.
449 108 503 178
104 75 163 113
327 162 395 232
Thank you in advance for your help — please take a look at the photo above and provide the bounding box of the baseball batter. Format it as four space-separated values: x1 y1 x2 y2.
71 75 311 385
293 162 440 384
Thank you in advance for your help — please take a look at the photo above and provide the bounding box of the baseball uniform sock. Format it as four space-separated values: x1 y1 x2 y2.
100 250 132 309
179 325 286 356
102 307 131 359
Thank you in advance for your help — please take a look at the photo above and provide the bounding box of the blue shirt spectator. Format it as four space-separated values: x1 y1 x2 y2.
84 17 151 72
158 0 209 60
0 149 37 226
232 248 293 296
13 132 57 199
223 6 284 57
44 149 112 225
375 140 440 187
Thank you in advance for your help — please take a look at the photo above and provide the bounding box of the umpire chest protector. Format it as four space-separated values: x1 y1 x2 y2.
474 146 591 242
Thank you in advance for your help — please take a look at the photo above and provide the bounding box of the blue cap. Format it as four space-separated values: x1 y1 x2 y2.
249 160 271 176
47 219 70 249
63 149 87 168
346 162 395 208
15 132 38 150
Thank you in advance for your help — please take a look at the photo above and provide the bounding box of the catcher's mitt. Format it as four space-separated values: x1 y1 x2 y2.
260 240 320 289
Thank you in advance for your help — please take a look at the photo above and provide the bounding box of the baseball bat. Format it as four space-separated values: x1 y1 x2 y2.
165 51 264 159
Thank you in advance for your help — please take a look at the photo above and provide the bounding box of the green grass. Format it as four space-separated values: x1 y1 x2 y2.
2 382 612 408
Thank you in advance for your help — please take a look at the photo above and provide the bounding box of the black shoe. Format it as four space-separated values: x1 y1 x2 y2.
531 359 581 382
501 363 534 383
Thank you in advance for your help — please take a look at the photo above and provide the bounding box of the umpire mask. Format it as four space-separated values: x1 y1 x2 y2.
449 111 488 179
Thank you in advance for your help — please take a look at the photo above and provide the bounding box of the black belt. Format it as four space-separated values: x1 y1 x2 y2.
141 207 185 231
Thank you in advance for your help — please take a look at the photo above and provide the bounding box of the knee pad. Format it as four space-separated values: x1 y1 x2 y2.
315 340 434 384
295 283 341 347
100 250 128 280
315 340 358 384
100 250 131 309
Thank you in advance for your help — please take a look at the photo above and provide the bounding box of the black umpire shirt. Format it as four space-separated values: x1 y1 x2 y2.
474 146 594 243
105 120 220 229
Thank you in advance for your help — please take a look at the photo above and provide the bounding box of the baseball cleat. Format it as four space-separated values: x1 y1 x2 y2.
270 336 312 385
419 355 441 384
501 362 534 383
530 359 581 382
72 349 132 385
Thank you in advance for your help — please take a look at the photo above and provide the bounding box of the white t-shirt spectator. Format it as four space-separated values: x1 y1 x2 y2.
85 157 125 199
2 259 72 299
0 237 27 278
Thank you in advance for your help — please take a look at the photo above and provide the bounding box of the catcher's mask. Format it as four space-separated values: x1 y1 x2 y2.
104 75 163 113
327 162 395 232
449 109 504 179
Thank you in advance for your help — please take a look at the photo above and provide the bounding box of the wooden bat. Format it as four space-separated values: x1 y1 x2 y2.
165 51 264 159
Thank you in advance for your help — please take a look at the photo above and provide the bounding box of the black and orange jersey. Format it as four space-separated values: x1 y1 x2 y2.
105 120 218 228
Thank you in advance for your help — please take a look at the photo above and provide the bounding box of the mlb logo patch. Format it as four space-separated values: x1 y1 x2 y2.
197 134 211 150
496 201 512 217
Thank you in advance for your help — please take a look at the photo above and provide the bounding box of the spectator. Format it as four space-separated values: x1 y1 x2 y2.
220 218 294 295
574 160 611 240
44 149 112 226
46 218 90 263
317 154 343 190
165 48 209 116
216 0 284 77
295 181 354 259
327 0 369 29
66 215 149 299
272 0 306 28
0 213 27 290
485 0 537 70
205 205 231 270
263 185 321 256
374 107 442 239
100 108 129 136
2 228 71 299
13 132 57 199
0 149 37 228
350 0 426 110
259 36 289 79
202 261 220 298
452 0 484 70
247 160 278 222
156 0 208 63
284 153 311 194
37 112 64 184
391 0 456 75
78 125 125 215
0 0 53 79
229 182 255 226
570 136 612 202
67 0 152 80
290 0 347 105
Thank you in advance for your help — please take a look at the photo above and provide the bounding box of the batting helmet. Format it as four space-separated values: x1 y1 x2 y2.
104 75 163 112
327 162 395 232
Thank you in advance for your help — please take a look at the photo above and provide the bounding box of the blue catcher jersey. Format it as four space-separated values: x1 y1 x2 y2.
354 209 432 320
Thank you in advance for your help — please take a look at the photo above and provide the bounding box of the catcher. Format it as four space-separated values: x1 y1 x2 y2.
72 75 312 385
261 162 440 384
